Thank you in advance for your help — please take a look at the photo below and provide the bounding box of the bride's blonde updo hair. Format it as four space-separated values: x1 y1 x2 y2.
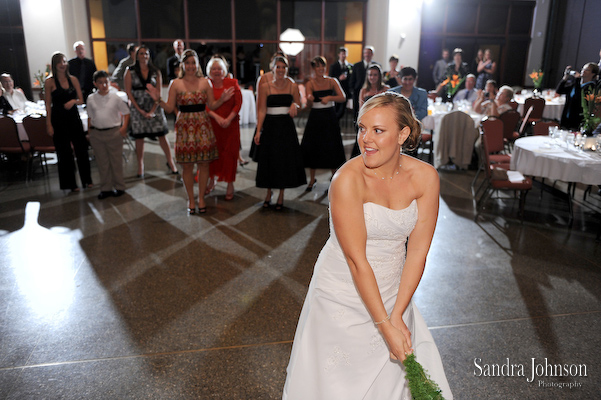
358 91 422 151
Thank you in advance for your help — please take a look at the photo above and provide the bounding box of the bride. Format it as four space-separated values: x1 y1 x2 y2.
283 92 453 399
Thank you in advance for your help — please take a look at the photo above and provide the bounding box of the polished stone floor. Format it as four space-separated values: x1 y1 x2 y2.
1 125 600 399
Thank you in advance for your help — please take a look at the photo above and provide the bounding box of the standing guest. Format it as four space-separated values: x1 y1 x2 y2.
87 70 130 200
44 51 93 192
556 63 599 130
111 43 137 90
350 46 377 124
471 49 483 76
435 48 469 99
206 56 243 201
254 56 306 210
149 50 234 214
453 74 478 104
124 45 178 178
389 67 428 121
384 54 400 86
329 47 352 120
301 56 347 191
432 48 450 87
476 49 496 89
1 73 29 113
68 41 97 101
282 92 453 400
474 85 514 117
167 39 185 81
351 64 390 157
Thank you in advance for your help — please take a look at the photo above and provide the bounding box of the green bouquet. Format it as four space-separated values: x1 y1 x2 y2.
403 353 445 400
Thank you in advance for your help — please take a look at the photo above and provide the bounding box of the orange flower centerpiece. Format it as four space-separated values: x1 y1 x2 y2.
33 64 51 100
581 83 601 136
529 70 543 97
441 74 465 101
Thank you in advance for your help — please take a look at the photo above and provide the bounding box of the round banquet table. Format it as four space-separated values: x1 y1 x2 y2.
514 94 564 121
510 136 601 185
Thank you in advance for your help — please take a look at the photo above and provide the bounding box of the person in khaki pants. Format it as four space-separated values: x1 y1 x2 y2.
87 70 131 199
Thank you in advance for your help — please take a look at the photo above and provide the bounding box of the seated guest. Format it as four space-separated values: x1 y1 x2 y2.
453 74 478 104
68 41 97 101
483 79 498 100
1 73 29 112
556 63 599 130
389 67 428 121
111 43 137 90
474 85 514 117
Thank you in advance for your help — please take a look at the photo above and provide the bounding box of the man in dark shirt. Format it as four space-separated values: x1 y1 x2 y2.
166 39 185 81
68 41 97 101
329 47 352 120
350 46 378 124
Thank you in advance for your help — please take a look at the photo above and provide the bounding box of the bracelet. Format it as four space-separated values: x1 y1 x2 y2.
374 314 390 325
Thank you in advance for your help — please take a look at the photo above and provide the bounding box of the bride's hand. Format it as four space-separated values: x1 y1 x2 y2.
382 317 412 361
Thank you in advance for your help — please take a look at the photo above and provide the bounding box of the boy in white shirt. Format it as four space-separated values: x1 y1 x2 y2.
87 70 130 199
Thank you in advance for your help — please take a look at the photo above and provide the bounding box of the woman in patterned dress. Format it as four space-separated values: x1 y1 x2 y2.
149 50 234 213
206 56 242 200
123 45 177 177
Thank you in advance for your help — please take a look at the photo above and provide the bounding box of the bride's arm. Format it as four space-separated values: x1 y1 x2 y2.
390 164 439 333
329 165 411 361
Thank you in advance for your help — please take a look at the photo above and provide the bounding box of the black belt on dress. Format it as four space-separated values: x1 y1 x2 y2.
178 104 206 112
91 126 120 131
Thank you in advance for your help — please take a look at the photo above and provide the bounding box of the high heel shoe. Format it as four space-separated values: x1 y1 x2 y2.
275 201 284 211
305 179 316 192
188 207 196 215
166 163 179 175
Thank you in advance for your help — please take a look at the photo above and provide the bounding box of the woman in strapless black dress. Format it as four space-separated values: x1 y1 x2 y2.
254 56 306 210
300 56 347 192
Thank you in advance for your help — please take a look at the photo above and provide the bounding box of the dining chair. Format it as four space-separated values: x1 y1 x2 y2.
518 106 534 136
418 129 433 164
436 110 478 169
471 117 511 191
22 114 55 175
477 131 532 220
0 116 31 179
532 121 559 136
498 110 521 151
523 97 545 124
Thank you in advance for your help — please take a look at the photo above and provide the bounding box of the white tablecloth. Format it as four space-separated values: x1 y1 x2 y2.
239 89 257 125
510 136 601 185
514 94 564 121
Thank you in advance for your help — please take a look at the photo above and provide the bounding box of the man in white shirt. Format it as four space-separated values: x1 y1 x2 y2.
453 74 478 105
87 70 131 199
1 73 29 112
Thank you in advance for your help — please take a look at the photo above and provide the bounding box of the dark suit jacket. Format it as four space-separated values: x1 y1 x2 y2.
166 55 182 81
556 77 595 130
329 61 351 95
68 57 97 101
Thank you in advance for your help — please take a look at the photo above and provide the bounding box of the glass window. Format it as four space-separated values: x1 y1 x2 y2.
189 1 231 39
139 0 185 39
88 0 137 39
91 41 136 73
446 3 478 34
235 0 277 41
324 2 364 42
478 4 509 35
509 4 535 35
281 1 322 41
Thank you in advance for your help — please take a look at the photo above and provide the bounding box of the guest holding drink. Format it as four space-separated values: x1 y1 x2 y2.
44 51 93 192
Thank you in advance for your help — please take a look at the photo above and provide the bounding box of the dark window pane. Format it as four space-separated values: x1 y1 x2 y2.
139 0 185 39
88 0 137 39
509 4 535 35
324 2 364 42
281 1 321 41
91 41 136 74
235 0 277 40
189 1 231 39
478 4 508 35
503 39 529 86
447 3 477 34
232 43 278 85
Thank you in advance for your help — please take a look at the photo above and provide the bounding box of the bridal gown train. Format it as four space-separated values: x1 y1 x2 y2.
283 200 453 400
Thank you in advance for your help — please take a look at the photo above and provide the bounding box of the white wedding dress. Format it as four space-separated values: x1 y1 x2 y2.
283 201 453 400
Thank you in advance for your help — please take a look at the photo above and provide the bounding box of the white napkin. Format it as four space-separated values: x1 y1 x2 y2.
507 170 525 183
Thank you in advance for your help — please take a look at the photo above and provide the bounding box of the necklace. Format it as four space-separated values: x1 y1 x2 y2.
373 164 402 180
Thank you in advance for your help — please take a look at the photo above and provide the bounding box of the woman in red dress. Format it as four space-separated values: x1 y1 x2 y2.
206 56 242 200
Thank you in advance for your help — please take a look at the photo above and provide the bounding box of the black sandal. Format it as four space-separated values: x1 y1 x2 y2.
305 179 316 192
262 201 271 208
